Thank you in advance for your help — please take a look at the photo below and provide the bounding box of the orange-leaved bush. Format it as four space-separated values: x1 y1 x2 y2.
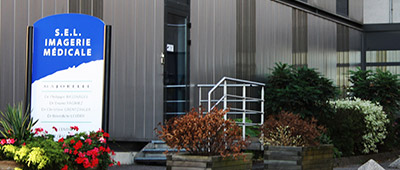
156 108 248 157
261 112 325 147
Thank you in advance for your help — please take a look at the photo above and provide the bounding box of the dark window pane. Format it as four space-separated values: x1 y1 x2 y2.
337 0 349 17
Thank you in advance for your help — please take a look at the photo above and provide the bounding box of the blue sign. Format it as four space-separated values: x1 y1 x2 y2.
31 14 106 138
32 14 104 82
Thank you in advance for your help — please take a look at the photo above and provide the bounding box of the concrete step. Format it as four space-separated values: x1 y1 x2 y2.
134 140 185 164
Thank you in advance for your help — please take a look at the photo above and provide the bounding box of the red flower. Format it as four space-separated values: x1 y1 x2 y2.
78 152 85 158
52 126 58 132
34 128 43 134
87 148 99 159
103 132 110 138
6 139 15 144
0 139 5 145
91 157 99 167
70 126 79 131
70 139 75 144
22 143 26 146
105 147 111 153
109 163 114 167
117 161 121 166
97 128 104 133
58 138 64 143
84 138 92 145
75 157 85 164
83 158 91 168
73 150 78 155
61 164 68 170
73 140 83 150
99 146 105 152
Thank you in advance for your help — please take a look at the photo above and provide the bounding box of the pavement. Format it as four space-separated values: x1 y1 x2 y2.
107 160 400 170
334 160 397 170
109 164 165 170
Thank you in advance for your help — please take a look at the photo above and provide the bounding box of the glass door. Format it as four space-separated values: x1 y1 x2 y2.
164 2 190 119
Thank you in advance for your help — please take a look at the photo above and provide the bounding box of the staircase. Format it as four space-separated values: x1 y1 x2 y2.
135 77 265 164
134 140 185 164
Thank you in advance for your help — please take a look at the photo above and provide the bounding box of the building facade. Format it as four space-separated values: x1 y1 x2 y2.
0 0 363 141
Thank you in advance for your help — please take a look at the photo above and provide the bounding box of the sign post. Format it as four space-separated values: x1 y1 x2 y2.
26 14 111 138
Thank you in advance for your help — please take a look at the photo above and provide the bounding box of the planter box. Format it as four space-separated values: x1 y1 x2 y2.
0 160 22 170
264 145 333 170
167 153 252 170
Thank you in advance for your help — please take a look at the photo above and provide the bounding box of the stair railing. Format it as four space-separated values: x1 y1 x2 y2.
198 77 265 139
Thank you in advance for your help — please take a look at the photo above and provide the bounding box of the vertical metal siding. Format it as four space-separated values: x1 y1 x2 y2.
337 24 349 89
0 0 14 111
349 0 363 23
190 0 237 107
0 1 68 111
307 14 337 84
103 0 164 141
236 0 256 80
256 0 292 75
68 0 103 19
292 9 308 66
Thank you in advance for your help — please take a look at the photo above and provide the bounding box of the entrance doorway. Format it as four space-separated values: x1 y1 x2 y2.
164 0 190 119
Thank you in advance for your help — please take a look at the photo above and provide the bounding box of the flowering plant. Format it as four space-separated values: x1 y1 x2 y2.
0 128 67 170
59 127 120 170
329 98 389 154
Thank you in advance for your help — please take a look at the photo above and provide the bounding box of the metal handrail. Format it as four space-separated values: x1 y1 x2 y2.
199 77 265 140
207 77 265 112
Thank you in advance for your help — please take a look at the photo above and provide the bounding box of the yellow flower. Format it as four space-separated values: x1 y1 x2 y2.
26 147 49 170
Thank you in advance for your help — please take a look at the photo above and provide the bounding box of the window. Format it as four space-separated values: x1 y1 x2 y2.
337 0 349 17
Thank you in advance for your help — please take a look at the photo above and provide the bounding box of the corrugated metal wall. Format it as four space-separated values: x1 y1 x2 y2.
190 0 237 107
236 0 256 80
69 0 103 19
103 0 164 141
307 14 337 83
292 9 308 66
337 24 350 89
0 0 69 111
255 0 292 75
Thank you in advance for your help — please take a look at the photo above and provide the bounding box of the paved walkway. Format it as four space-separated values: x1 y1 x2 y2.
334 160 397 170
109 160 399 170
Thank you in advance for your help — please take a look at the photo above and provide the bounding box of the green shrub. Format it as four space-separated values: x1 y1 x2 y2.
349 68 400 150
265 63 337 118
349 68 400 117
328 98 389 155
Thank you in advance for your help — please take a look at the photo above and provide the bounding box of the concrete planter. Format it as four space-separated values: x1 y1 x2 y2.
0 160 22 170
264 145 333 170
167 153 253 170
